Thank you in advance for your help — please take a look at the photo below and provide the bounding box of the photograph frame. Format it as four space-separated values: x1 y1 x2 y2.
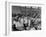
5 1 45 36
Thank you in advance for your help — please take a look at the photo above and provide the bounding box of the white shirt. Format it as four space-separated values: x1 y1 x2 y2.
24 17 27 24
13 20 23 27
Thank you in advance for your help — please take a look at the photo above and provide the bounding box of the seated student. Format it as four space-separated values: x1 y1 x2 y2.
31 18 41 30
24 19 31 30
12 24 20 31
23 17 28 30
13 20 24 31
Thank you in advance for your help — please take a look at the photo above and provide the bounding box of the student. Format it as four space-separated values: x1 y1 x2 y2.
12 24 20 31
23 17 28 30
